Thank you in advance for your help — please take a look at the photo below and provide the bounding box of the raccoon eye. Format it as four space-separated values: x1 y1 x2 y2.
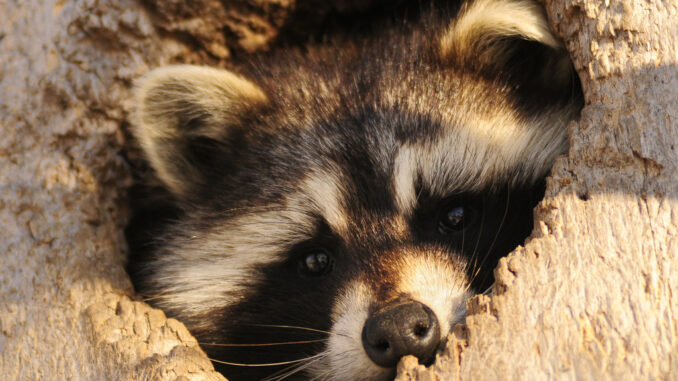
438 204 476 234
300 250 333 277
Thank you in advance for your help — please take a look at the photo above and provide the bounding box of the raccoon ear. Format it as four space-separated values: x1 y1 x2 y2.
133 65 267 196
439 0 574 93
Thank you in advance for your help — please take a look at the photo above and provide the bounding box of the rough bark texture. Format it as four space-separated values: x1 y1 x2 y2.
0 0 225 379
1 0 676 380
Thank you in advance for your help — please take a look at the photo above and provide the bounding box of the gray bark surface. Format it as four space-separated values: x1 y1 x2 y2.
1 0 676 380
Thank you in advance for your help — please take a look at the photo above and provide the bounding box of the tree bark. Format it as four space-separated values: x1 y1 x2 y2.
1 0 675 380
0 0 224 379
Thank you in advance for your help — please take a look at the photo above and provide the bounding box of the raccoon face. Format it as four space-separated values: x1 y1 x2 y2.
127 0 582 380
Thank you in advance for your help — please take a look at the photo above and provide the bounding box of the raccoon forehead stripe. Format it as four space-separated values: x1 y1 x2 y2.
412 110 569 195
300 169 348 234
393 146 417 216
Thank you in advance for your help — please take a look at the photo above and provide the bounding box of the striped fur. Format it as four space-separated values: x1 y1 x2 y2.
127 0 582 380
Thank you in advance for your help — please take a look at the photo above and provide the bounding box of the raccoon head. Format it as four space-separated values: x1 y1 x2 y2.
128 0 582 380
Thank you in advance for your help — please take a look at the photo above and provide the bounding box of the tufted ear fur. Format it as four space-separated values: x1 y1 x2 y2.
133 65 267 197
439 0 577 103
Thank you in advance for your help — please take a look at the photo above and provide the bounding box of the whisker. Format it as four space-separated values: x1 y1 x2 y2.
474 186 511 288
469 255 480 280
199 339 327 347
262 351 329 381
209 352 326 368
469 203 487 275
263 362 307 381
467 261 483 292
238 323 355 342
242 323 351 338
460 209 467 266
139 295 165 303
308 369 333 381
306 349 356 381
214 204 317 218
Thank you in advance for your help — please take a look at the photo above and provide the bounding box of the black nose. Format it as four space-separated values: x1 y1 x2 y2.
361 300 441 368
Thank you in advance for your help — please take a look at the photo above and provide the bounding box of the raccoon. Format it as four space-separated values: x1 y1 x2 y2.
126 0 582 379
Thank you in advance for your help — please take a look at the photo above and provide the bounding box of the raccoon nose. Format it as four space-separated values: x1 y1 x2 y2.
361 300 441 368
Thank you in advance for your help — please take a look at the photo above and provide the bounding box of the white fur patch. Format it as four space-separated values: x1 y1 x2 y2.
308 281 392 381
396 254 471 337
302 168 349 234
393 147 417 216
406 108 572 197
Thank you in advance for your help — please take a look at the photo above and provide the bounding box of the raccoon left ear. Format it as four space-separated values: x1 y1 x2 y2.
133 65 267 197
439 0 574 92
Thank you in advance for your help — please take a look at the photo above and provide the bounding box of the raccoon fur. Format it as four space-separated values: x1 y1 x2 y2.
127 0 583 379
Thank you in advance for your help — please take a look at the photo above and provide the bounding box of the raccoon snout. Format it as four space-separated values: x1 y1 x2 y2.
361 300 441 368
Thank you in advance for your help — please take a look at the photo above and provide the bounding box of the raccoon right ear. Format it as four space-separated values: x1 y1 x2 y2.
439 0 574 92
133 65 267 197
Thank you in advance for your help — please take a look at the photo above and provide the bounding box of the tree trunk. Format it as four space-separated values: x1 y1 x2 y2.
1 0 675 380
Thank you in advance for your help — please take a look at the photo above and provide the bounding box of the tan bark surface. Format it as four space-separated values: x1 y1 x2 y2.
0 0 225 379
1 0 676 380
0 0 300 378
